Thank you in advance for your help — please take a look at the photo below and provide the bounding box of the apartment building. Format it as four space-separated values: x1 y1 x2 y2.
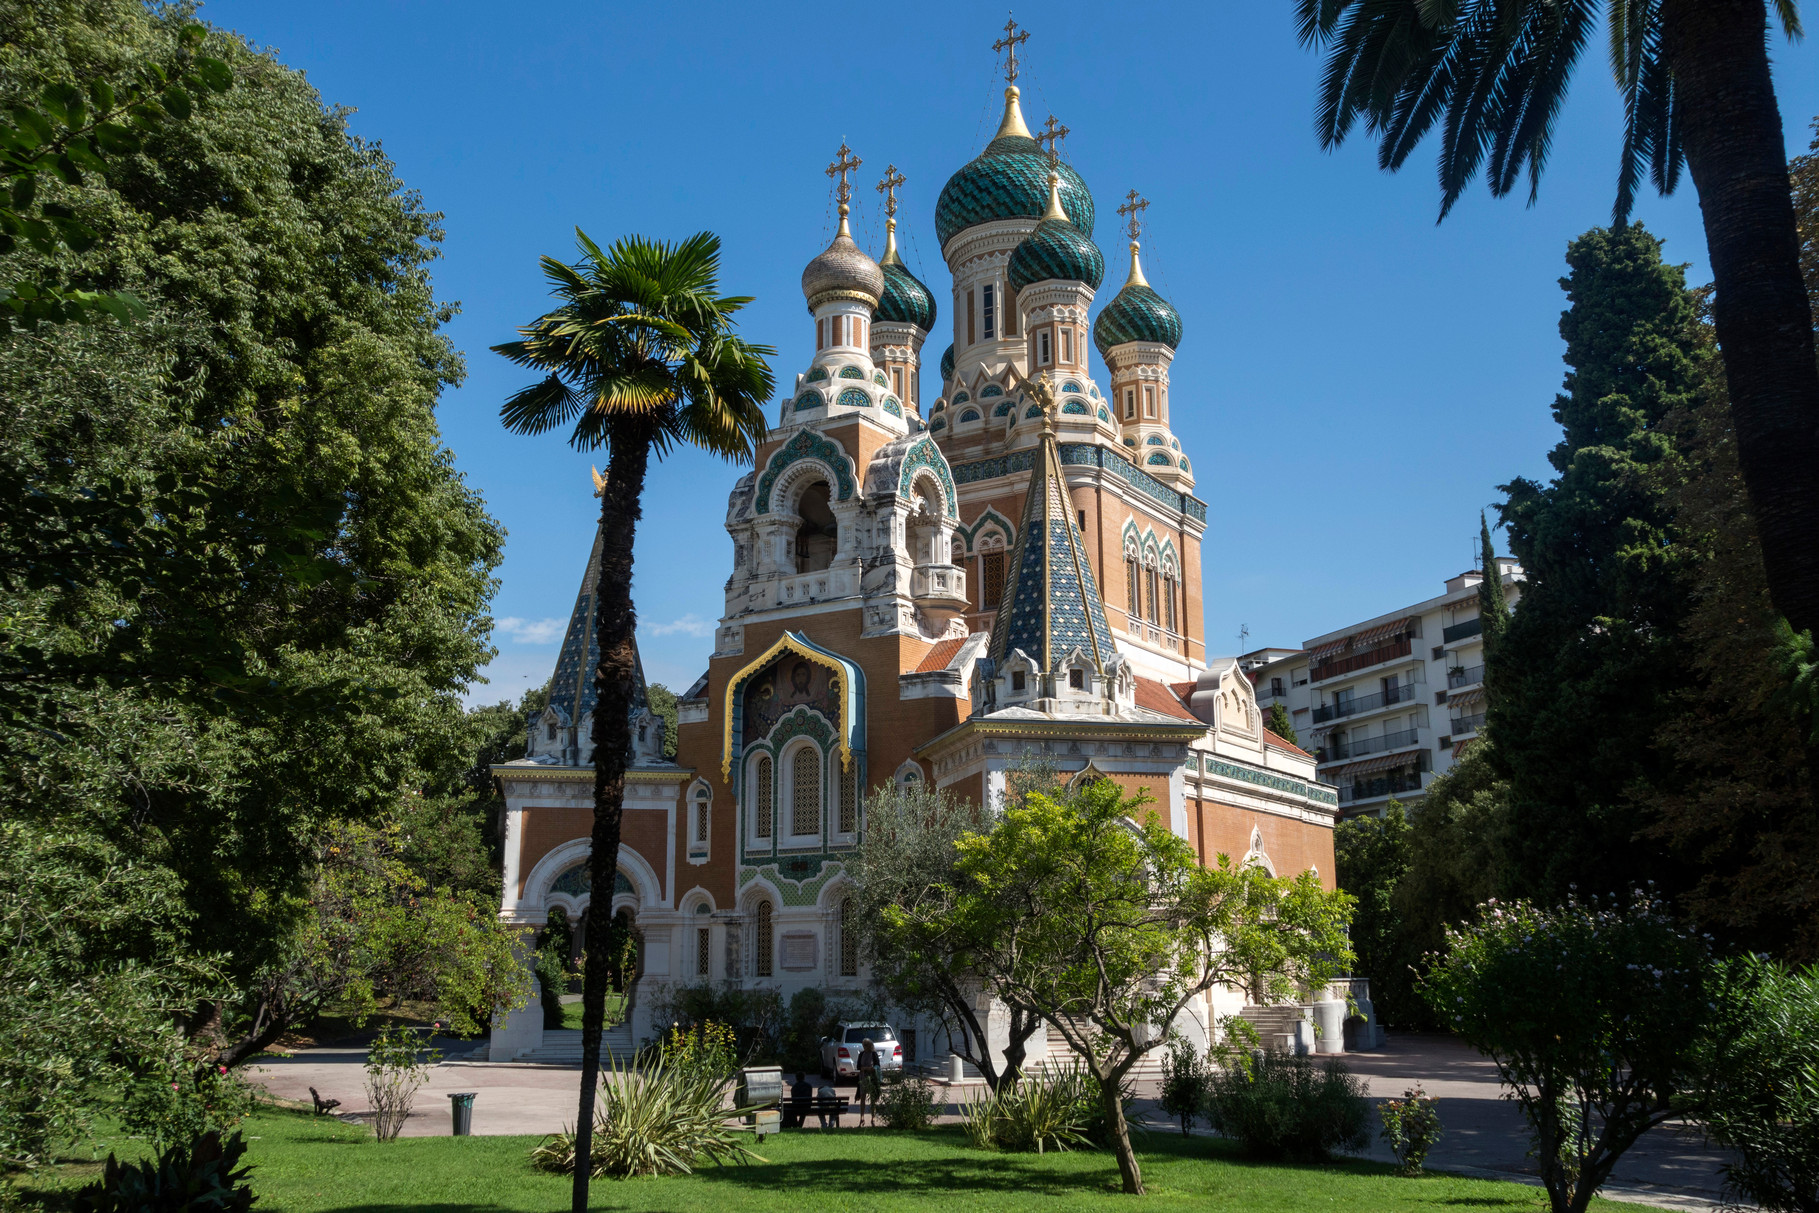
1243 559 1522 816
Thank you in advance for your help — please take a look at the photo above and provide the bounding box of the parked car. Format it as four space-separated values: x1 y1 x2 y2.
819 1022 904 1079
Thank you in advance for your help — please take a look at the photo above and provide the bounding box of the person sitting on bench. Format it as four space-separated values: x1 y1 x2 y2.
784 1072 812 1129
816 1079 840 1128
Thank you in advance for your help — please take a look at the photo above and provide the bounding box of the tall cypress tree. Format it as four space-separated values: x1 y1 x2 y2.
1489 224 1705 903
1477 512 1508 694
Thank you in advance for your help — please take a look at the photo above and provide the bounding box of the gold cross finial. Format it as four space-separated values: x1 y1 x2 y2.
1035 114 1068 169
993 14 1030 84
826 142 862 216
875 164 906 219
1118 189 1150 242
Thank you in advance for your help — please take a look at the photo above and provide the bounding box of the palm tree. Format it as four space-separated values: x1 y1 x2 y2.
494 230 773 1211
1297 0 1819 641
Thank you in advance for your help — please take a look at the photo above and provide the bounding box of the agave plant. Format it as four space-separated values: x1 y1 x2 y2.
961 1063 1094 1155
530 1053 765 1179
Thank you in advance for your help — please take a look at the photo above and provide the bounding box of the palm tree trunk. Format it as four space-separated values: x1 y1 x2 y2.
1663 0 1819 640
570 433 651 1213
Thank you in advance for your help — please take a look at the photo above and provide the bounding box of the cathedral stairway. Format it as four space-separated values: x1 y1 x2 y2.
1238 1004 1312 1054
511 1025 636 1066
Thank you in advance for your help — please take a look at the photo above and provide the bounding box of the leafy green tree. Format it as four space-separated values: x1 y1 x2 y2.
924 778 1354 1195
645 682 679 761
1695 955 1819 1212
1490 224 1705 902
1265 701 1298 747
494 230 773 1209
1477 512 1508 663
0 820 221 1169
1333 803 1419 1026
0 0 502 1075
1296 0 1819 645
1421 893 1711 1213
848 779 1040 1091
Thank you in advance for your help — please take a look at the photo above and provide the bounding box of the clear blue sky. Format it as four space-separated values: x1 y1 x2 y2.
214 1 1819 702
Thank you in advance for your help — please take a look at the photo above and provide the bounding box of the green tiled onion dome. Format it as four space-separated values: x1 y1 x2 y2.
935 88 1095 247
939 343 955 383
1093 242 1181 358
1008 195 1104 290
876 222 937 331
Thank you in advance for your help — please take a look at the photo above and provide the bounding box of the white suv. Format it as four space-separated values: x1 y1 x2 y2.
819 1022 904 1078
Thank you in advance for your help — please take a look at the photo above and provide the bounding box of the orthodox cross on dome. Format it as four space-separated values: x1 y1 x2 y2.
825 142 862 216
1118 189 1150 242
993 14 1030 84
1035 114 1068 170
875 163 906 219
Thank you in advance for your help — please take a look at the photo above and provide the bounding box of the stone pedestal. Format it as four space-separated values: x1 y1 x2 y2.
1313 1000 1347 1055
1292 1018 1315 1056
489 977 544 1062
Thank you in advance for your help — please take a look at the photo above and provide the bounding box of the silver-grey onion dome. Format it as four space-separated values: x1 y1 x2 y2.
801 220 885 313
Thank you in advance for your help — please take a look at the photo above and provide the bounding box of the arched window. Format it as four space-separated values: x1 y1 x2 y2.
1145 564 1160 624
1163 574 1178 633
754 901 773 977
693 786 710 846
791 746 821 836
755 756 773 839
1126 555 1140 619
838 763 858 834
840 896 858 976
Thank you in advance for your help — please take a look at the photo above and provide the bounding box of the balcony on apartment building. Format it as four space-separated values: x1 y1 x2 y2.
1315 726 1423 765
1442 616 1483 645
1311 681 1421 724
1337 771 1425 806
1449 711 1486 736
1447 663 1485 689
1307 617 1418 685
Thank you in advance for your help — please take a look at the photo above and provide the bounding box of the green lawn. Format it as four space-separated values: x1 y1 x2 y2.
17 1107 1673 1213
558 994 626 1031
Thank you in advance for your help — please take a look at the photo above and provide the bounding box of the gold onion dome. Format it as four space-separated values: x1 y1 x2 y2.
1008 175 1105 291
875 221 937 331
935 87 1094 247
1092 241 1181 359
801 212 885 312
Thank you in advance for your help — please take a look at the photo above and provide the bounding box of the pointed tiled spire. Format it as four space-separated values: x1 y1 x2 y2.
546 514 648 733
987 390 1118 688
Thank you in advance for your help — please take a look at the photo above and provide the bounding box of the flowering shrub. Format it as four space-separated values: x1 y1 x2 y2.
877 1074 940 1130
659 1020 739 1084
1418 892 1709 1213
1203 1052 1370 1162
1378 1085 1442 1175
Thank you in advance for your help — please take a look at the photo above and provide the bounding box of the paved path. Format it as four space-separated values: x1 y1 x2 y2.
248 1033 1740 1210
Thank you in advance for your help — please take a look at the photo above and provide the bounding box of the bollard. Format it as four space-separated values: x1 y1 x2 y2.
948 1052 965 1083
448 1092 477 1136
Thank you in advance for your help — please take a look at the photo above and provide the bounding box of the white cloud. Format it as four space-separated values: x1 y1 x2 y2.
645 613 716 638
494 616 566 644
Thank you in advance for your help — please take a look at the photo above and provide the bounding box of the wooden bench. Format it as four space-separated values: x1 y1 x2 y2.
780 1095 851 1129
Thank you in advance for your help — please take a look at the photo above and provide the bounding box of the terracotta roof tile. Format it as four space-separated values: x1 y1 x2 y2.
1263 729 1313 758
1134 677 1200 722
915 637 966 673
1170 681 1197 703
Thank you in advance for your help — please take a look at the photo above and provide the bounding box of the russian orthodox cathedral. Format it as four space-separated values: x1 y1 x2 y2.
491 36 1342 1063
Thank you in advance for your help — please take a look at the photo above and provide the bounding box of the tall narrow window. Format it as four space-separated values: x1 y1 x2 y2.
840 897 858 976
982 284 995 339
1146 566 1159 624
696 927 711 977
817 319 825 351
791 746 820 836
1061 328 1073 364
838 763 858 834
1164 574 1177 633
967 290 976 345
755 756 773 839
1124 389 1135 419
892 367 903 397
1127 557 1140 617
754 901 773 977
982 550 1005 609
693 788 710 846
1038 330 1051 364
1143 385 1156 418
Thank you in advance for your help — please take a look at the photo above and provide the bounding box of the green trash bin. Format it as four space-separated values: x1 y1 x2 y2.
449 1092 477 1136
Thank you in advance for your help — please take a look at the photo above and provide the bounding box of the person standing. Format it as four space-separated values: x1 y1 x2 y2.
856 1038 882 1126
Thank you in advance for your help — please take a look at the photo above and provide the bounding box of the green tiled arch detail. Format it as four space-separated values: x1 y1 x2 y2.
755 428 855 513
836 388 871 409
979 384 1003 398
838 365 866 379
993 400 1015 418
898 435 958 513
883 396 903 418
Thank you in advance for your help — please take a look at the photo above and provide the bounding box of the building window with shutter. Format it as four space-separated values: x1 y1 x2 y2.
696 927 711 977
1143 385 1156 418
982 284 995 339
1038 329 1051 364
1061 328 1073 364
755 756 773 839
693 788 710 848
982 550 1005 609
840 897 858 976
892 367 903 397
838 763 857 834
791 746 820 837
754 901 773 977
1124 388 1135 419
